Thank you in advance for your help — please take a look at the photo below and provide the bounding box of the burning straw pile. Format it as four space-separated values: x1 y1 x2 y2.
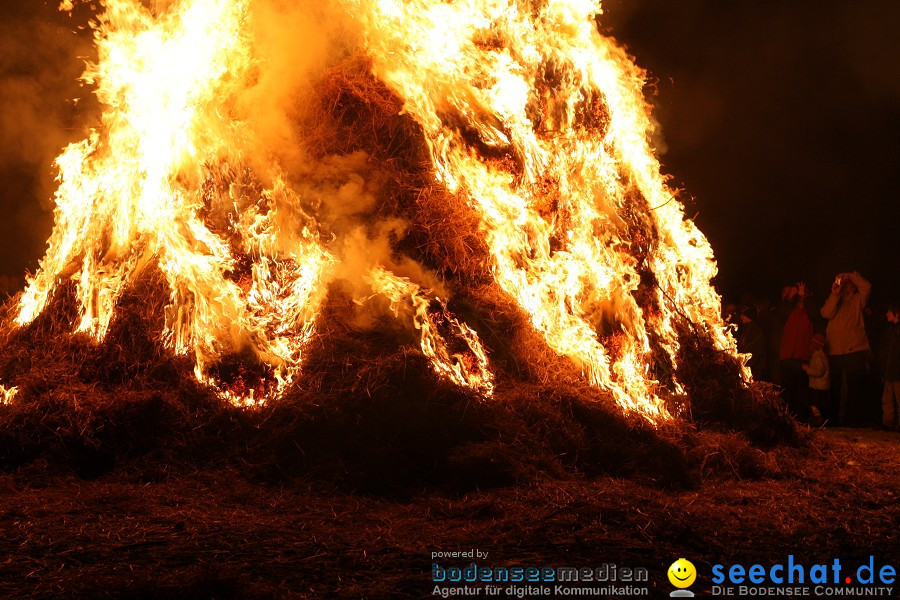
0 0 799 491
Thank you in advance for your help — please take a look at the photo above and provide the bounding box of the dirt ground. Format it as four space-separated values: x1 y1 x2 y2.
0 427 897 600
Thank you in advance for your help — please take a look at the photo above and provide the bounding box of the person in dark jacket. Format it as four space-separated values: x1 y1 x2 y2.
877 304 900 430
737 305 767 380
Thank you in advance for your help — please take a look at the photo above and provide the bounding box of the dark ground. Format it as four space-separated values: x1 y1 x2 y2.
0 428 896 600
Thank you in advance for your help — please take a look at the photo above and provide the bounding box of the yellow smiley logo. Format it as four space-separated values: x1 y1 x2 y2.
668 558 696 588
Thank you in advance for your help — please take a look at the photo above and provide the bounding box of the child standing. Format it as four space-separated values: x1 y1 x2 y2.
802 334 829 425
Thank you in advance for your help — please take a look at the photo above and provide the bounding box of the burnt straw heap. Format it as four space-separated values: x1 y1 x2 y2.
0 0 797 489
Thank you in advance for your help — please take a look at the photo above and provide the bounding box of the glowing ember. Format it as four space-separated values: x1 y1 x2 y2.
6 0 741 416
367 267 494 394
0 385 17 406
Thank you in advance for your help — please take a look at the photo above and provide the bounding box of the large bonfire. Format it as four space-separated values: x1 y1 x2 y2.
0 0 795 484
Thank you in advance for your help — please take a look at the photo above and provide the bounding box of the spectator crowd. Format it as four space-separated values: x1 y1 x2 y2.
727 271 900 430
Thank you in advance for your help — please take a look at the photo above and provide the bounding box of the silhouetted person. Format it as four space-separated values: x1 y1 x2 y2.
767 286 795 384
778 282 814 419
737 305 767 380
802 333 829 426
877 304 900 431
821 271 871 426
751 296 778 383
722 301 739 328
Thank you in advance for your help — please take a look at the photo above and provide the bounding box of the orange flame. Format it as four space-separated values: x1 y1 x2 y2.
0 385 17 406
367 267 494 394
8 0 741 416
355 0 741 419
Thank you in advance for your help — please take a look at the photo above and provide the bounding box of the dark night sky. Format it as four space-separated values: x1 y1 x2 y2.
2 0 900 308
603 0 900 307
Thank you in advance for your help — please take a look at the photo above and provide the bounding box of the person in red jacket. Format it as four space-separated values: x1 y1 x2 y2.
778 282 814 420
820 271 871 426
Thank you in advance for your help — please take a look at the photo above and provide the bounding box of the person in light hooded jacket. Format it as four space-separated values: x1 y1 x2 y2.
820 271 870 425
